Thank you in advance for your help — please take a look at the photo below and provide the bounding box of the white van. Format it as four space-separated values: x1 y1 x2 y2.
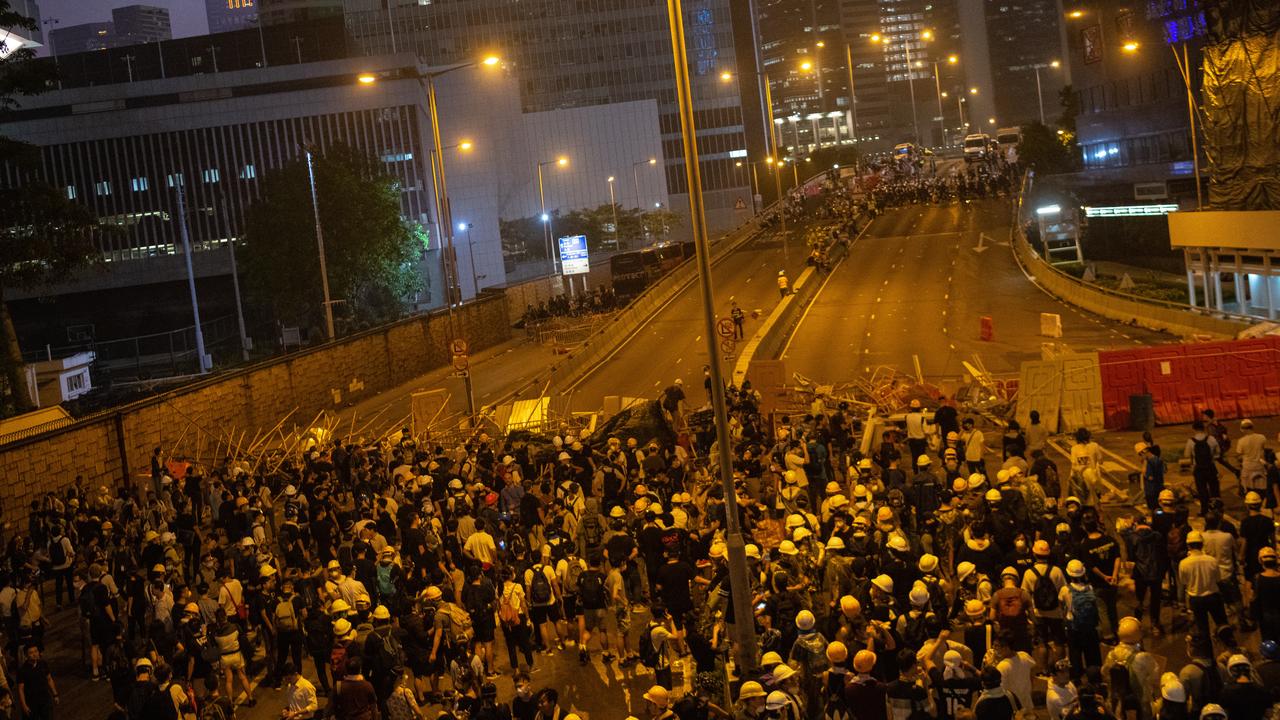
963 133 991 163
996 127 1022 163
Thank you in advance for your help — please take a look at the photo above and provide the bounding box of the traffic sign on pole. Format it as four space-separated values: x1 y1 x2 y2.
449 338 469 356
452 354 469 370
716 318 735 339
719 338 736 355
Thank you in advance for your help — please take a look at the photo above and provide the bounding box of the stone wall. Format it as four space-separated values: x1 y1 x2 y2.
0 294 511 526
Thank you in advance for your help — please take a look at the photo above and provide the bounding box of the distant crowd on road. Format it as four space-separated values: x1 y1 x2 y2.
865 161 1017 211
4 360 1280 720
521 286 620 326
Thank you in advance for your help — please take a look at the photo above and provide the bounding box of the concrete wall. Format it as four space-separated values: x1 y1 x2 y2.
0 294 511 526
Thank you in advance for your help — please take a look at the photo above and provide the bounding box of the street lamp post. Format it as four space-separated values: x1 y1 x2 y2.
537 156 569 272
663 0 758 677
1031 60 1061 125
304 148 337 341
631 157 657 210
459 222 481 295
932 55 957 147
844 42 860 168
174 185 211 372
607 176 621 249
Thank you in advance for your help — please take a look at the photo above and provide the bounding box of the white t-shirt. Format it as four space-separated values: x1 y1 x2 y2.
997 650 1036 710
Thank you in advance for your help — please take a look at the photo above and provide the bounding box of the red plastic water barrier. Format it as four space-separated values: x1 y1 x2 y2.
980 316 993 341
1097 336 1280 430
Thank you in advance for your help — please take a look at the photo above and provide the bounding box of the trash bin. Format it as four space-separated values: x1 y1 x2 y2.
1129 394 1155 432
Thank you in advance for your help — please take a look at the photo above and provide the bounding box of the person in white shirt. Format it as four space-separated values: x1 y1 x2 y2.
993 630 1036 711
1233 419 1267 493
463 519 499 567
1045 659 1078 720
961 418 987 476
281 661 318 719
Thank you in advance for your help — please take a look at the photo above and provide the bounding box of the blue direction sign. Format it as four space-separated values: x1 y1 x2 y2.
559 235 590 276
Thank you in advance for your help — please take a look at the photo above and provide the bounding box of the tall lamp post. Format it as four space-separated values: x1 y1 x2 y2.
1124 40 1202 209
844 42 861 168
872 28 934 144
663 0 758 676
358 55 500 331
631 157 658 210
304 148 336 341
606 176 621 249
932 54 958 147
1031 60 1061 124
537 156 570 272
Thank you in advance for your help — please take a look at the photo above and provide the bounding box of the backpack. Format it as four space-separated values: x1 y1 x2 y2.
498 585 521 625
1192 437 1216 473
274 597 299 632
372 628 404 678
1067 585 1099 632
441 602 475 646
49 537 68 567
529 566 554 606
1029 566 1060 612
79 581 100 620
639 622 662 668
580 514 604 550
329 643 349 679
376 564 397 601
578 570 607 610
563 559 585 597
900 611 932 649
199 700 229 720
994 586 1027 626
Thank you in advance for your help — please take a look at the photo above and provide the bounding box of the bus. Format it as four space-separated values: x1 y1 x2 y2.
610 242 696 299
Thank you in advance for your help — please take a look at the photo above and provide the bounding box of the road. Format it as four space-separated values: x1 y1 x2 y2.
782 200 1171 384
563 227 811 410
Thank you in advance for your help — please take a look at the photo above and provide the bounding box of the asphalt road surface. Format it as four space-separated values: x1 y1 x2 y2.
564 227 810 410
782 200 1172 384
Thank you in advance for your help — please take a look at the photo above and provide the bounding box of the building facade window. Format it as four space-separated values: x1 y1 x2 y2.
131 177 150 192
167 173 184 187
239 164 257 179
65 185 77 199
95 180 111 196
203 168 221 183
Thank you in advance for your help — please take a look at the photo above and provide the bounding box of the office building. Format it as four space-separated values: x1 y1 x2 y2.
49 22 115 55
344 0 753 234
258 0 343 26
112 5 172 46
0 37 668 354
205 0 259 35
3 0 41 48
1061 1 1205 199
981 0 1066 126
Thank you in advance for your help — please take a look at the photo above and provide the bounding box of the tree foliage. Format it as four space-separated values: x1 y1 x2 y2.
239 143 424 334
0 0 102 414
500 204 684 261
1017 121 1080 175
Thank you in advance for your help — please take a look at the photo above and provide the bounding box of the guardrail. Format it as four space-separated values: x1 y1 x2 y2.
1012 173 1253 339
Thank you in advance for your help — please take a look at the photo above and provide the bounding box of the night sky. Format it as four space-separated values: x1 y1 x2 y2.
36 0 209 53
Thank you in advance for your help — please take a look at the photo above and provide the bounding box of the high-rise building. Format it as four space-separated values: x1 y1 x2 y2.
344 0 753 233
981 0 1066 127
111 5 172 46
48 22 115 55
257 0 343 26
205 0 259 35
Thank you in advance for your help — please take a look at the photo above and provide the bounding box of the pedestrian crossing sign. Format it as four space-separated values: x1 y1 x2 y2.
734 197 747 210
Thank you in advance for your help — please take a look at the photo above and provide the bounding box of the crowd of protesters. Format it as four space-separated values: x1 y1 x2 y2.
3 382 1279 720
520 286 620 327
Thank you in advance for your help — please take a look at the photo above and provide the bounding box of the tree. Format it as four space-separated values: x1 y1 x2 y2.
239 144 424 333
1017 121 1079 175
0 1 102 414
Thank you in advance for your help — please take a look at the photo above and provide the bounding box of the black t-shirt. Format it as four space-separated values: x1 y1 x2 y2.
519 492 543 529
18 660 53 704
1078 532 1120 580
654 560 695 612
638 525 666 563
1221 681 1272 720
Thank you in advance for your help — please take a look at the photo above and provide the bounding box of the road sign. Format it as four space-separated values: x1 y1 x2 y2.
449 338 469 356
558 234 590 276
734 197 748 210
716 318 735 339
719 338 736 355
452 354 470 370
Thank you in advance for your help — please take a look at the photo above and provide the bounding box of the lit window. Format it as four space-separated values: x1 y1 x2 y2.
65 185 77 199
381 152 413 163
167 173 184 187
131 177 149 192
95 181 111 196
239 164 257 179
203 168 221 183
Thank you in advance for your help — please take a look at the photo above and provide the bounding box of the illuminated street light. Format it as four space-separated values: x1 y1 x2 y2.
1122 41 1140 52
948 55 958 64
800 60 813 72
632 157 658 211
481 55 500 66
720 70 733 82
1067 10 1084 18
357 73 376 84
1050 60 1061 68
540 213 550 222
969 87 978 95
458 140 473 151
816 41 825 48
